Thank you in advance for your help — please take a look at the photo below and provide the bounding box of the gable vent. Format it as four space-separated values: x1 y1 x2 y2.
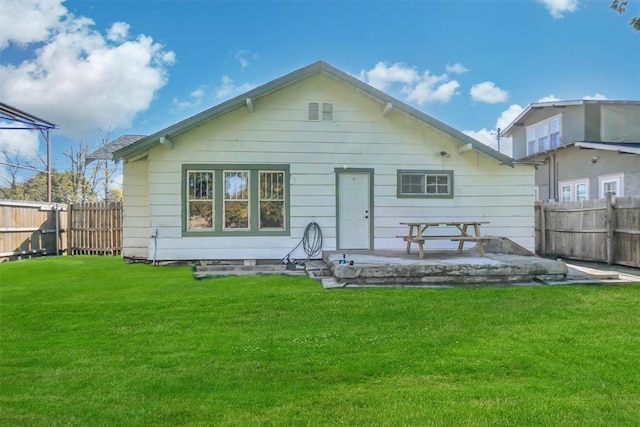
322 103 333 121
308 102 319 120
308 102 334 121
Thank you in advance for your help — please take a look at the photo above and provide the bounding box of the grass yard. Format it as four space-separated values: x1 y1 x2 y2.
1 256 640 426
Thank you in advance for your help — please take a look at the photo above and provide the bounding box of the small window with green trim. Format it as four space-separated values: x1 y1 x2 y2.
397 170 454 198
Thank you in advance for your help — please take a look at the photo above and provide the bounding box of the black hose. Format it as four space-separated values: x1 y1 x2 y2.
279 222 323 263
302 222 322 258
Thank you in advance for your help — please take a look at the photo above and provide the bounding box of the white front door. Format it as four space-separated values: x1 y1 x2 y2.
337 172 371 249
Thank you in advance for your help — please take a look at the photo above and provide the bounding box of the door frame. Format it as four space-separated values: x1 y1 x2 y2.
335 168 374 250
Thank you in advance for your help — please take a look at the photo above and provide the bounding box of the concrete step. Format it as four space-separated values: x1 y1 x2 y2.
194 264 308 279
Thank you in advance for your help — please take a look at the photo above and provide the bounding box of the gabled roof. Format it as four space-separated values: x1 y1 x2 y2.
113 61 513 166
502 99 640 136
87 134 146 163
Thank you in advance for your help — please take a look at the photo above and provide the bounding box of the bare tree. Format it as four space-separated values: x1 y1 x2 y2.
91 128 120 202
0 146 46 200
63 128 120 202
63 136 95 203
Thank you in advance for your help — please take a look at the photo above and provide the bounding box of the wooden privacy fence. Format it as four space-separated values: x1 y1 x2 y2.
67 202 123 255
0 200 123 261
0 200 67 260
535 196 640 268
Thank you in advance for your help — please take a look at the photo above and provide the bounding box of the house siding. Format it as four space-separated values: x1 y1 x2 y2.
138 73 534 260
509 102 640 201
531 147 640 201
122 158 149 258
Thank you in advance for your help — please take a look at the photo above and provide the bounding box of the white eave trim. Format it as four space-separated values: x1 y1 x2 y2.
575 142 640 154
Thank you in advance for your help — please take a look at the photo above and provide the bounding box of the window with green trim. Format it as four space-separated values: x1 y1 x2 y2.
187 171 214 229
397 170 454 198
259 171 285 229
183 165 289 235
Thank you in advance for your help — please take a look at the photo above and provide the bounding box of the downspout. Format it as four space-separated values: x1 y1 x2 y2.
552 153 558 201
546 156 552 201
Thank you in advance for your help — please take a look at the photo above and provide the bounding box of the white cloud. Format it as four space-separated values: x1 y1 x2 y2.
496 104 524 130
538 95 561 102
358 62 420 91
215 76 255 100
446 63 469 74
0 125 42 185
173 85 208 110
470 81 509 104
0 0 67 48
463 104 523 156
583 93 608 100
0 0 175 137
464 128 496 148
358 62 459 105
537 0 579 19
462 127 513 157
0 126 41 160
107 22 129 42
234 50 259 71
404 76 460 105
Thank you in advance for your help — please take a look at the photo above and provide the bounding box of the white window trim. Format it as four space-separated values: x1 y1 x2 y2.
534 185 539 202
526 113 562 156
558 178 589 202
598 173 624 198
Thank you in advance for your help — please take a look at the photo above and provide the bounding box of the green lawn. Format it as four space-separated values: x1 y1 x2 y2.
1 256 639 426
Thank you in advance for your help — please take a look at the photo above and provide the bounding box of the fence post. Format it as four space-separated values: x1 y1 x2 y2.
606 192 616 265
540 202 546 257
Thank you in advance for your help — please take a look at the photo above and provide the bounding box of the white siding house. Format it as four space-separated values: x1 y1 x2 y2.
113 61 535 262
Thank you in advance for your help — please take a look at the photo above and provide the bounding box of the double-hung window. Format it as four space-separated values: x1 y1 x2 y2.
598 174 623 198
397 170 454 198
526 114 562 155
187 171 214 229
559 179 589 202
183 164 289 236
550 116 561 148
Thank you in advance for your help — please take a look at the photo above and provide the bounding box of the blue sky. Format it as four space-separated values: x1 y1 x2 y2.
1 0 638 187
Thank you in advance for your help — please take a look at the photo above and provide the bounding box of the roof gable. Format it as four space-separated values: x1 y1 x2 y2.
87 134 146 162
113 61 513 166
502 99 640 136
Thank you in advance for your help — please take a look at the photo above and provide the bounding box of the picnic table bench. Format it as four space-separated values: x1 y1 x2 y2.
397 221 490 259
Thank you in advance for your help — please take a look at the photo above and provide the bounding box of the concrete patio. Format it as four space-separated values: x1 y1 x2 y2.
193 237 640 288
313 249 568 288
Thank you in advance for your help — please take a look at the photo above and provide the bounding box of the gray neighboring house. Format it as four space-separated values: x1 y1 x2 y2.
87 134 147 162
503 100 640 202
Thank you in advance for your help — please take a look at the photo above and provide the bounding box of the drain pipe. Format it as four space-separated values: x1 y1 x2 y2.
151 228 158 265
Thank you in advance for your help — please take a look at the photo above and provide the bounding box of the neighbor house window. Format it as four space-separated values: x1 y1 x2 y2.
526 114 562 155
550 117 561 148
559 179 589 202
183 164 289 236
397 170 454 198
598 174 623 198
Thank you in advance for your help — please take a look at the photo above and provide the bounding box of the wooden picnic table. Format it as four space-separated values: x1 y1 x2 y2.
398 221 490 259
